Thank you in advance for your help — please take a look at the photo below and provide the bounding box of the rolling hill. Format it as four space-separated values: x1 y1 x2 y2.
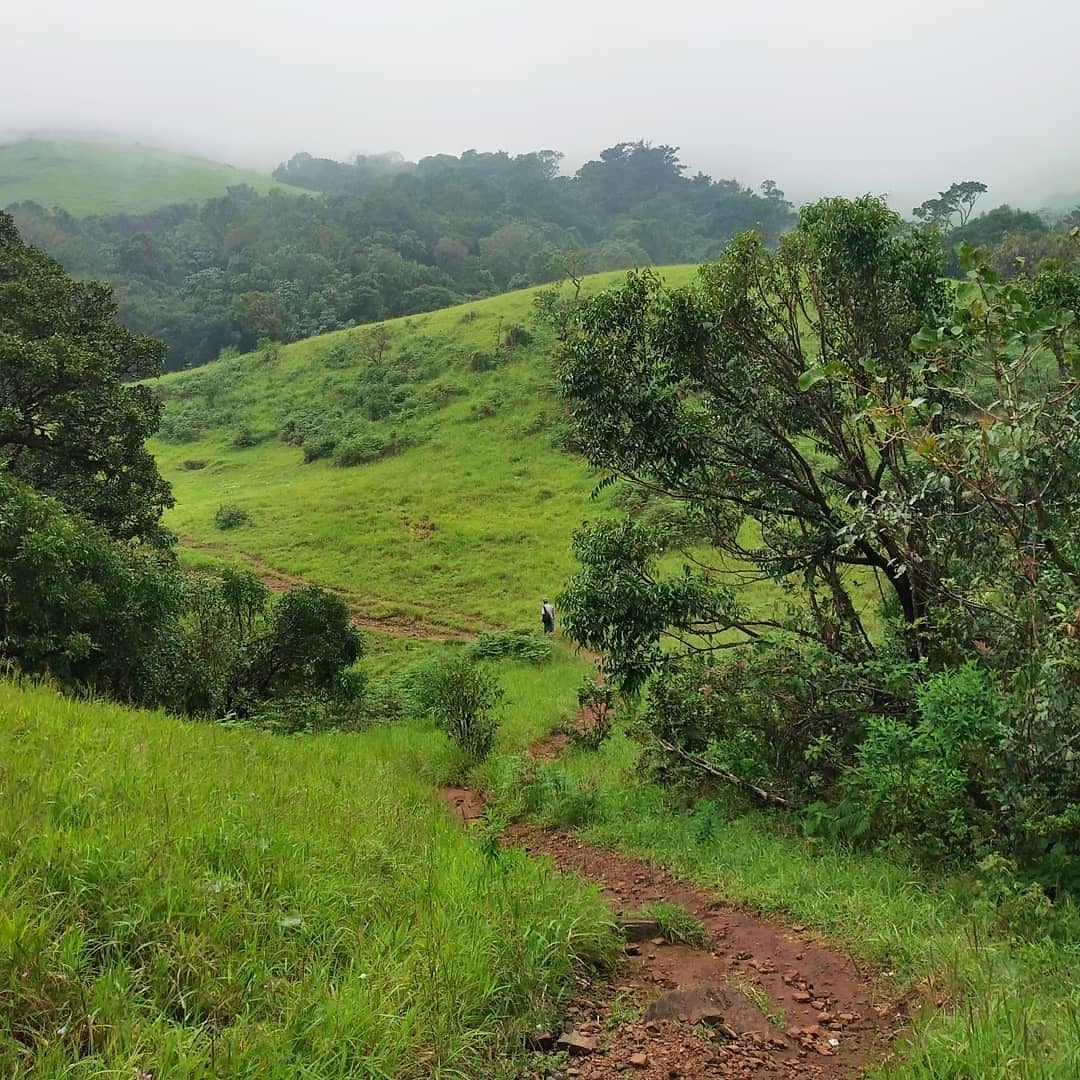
151 268 699 636
0 137 307 215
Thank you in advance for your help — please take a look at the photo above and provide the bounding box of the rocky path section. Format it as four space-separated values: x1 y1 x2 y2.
512 826 902 1078
442 712 904 1078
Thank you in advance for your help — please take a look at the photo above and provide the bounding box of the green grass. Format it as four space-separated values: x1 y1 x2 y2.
0 138 307 216
151 269 698 634
0 678 616 1078
482 729 1080 1078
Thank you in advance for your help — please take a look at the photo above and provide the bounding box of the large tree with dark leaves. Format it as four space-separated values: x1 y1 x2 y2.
0 211 172 541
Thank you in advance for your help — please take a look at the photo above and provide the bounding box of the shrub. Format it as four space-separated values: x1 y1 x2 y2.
232 427 264 448
0 474 183 703
181 459 207 470
573 677 617 750
503 323 533 347
470 629 552 664
302 434 337 463
333 432 386 467
214 503 252 530
415 655 503 759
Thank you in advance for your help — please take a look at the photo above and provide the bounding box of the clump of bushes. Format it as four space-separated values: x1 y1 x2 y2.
333 431 387 467
182 459 207 471
415 654 503 759
503 323 533 348
214 503 252 530
470 628 552 665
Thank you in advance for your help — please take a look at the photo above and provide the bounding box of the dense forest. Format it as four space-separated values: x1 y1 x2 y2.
7 142 795 370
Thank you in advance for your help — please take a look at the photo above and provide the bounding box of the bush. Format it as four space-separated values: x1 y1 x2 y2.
573 677 617 750
0 474 183 703
232 427 264 448
503 323 533 348
470 629 552 664
333 432 386 467
181 459 207 470
415 655 503 759
302 434 337 463
214 503 252 530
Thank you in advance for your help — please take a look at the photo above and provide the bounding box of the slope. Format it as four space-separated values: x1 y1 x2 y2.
0 137 307 215
151 268 699 633
0 667 610 1077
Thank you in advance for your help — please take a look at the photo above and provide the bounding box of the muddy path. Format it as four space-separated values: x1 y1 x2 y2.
442 715 904 1078
177 535 481 641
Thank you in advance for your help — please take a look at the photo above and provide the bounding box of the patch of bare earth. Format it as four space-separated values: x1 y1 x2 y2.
440 738 903 1078
511 826 904 1079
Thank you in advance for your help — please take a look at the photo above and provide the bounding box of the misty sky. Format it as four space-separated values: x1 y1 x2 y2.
4 0 1079 209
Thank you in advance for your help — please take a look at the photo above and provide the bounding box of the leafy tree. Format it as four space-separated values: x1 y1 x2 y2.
0 212 173 540
0 473 182 701
557 197 949 679
554 202 1080 880
913 179 988 230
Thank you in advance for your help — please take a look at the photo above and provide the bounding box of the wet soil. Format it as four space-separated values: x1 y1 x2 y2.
440 715 904 1078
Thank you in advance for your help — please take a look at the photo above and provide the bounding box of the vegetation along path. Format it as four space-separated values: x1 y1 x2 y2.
443 720 901 1078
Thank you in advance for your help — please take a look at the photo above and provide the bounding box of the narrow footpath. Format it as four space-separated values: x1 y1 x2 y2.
443 724 905 1079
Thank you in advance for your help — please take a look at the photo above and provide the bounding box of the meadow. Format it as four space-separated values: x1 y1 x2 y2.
0 138 306 215
152 269 698 633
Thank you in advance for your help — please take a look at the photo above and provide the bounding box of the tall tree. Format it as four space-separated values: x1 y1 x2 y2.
0 211 172 541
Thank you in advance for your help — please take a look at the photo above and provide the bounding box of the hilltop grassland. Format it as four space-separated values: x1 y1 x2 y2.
0 659 607 1079
151 269 698 632
0 138 307 215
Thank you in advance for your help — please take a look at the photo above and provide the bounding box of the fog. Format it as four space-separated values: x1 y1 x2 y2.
4 0 1078 210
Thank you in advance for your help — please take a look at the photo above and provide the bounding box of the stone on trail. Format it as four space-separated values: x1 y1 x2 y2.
644 986 775 1038
618 917 662 942
557 1031 599 1055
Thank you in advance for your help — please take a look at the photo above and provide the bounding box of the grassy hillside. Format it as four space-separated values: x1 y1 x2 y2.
0 654 604 1078
0 138 307 215
152 268 699 633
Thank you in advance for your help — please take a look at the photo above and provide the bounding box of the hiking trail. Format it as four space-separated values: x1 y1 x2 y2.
442 708 905 1079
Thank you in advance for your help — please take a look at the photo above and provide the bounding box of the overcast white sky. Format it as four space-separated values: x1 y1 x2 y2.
4 0 1078 209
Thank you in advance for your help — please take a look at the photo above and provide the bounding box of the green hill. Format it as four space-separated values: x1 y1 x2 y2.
151 268 699 635
0 137 307 216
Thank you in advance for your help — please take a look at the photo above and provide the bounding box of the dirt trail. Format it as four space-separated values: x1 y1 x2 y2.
441 714 903 1078
178 535 479 641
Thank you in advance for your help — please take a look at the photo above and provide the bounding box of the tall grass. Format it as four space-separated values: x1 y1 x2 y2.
0 680 616 1077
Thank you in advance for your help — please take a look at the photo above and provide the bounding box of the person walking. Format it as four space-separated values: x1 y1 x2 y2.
541 597 555 635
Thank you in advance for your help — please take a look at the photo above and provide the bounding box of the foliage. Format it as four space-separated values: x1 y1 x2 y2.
172 574 362 722
573 676 618 750
214 502 252 529
913 180 987 230
0 474 183 703
11 142 794 370
0 211 172 541
415 654 503 759
555 198 1079 883
470 628 553 664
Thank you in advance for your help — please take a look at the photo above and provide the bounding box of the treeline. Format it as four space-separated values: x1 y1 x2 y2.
8 142 794 370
